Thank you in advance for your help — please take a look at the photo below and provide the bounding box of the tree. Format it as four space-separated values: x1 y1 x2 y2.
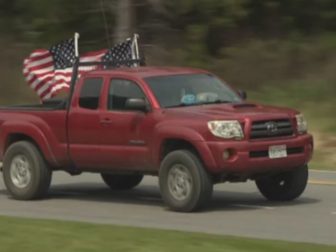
113 0 134 43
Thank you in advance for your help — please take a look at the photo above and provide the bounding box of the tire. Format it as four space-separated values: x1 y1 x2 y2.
2 141 52 200
101 173 143 190
159 150 213 212
256 165 308 201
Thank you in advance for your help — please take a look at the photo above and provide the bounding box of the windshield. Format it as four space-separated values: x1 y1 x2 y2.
145 74 242 108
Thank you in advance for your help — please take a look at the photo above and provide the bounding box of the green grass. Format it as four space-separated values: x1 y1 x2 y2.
0 216 335 252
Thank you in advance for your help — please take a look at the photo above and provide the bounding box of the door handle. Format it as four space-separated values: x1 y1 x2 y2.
100 118 112 125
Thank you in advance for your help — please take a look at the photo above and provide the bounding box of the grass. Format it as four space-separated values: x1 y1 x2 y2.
0 216 335 252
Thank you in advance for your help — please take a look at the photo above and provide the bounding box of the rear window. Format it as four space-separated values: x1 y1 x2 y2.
79 78 103 110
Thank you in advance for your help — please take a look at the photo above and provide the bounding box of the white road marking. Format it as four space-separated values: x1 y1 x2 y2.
332 212 336 215
231 204 274 210
308 180 336 186
310 169 336 174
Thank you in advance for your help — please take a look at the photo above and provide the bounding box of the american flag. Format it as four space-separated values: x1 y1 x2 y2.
23 38 136 100
102 39 134 67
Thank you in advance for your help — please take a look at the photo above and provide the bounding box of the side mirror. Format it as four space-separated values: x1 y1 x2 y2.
238 90 247 100
125 98 149 112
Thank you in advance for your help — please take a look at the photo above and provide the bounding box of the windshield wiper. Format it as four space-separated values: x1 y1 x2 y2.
165 100 232 108
165 103 197 108
199 100 232 105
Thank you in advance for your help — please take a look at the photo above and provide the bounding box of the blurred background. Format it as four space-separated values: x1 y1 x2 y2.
0 0 335 169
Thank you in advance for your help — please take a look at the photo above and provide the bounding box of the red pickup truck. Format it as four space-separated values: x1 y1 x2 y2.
0 66 313 212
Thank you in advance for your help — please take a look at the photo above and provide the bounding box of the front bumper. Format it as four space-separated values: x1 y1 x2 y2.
196 134 313 174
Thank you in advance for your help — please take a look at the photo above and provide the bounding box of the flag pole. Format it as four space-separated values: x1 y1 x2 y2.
67 32 80 110
134 33 140 60
132 33 140 67
74 32 80 58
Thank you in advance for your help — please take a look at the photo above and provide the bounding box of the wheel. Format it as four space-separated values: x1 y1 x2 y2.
256 165 308 201
101 173 143 190
2 141 52 200
159 150 213 212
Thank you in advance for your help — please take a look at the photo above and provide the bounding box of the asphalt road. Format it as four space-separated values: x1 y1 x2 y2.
0 169 335 245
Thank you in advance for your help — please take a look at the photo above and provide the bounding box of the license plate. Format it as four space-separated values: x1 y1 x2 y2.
268 145 287 159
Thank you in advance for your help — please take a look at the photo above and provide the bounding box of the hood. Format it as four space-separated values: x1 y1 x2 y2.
163 103 298 122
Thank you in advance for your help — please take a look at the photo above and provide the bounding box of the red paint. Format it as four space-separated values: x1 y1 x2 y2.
0 67 313 176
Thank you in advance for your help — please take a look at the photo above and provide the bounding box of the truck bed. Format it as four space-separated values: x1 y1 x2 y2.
0 98 69 166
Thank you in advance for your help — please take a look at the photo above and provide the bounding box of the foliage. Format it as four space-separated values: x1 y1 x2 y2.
0 0 113 49
2 0 336 49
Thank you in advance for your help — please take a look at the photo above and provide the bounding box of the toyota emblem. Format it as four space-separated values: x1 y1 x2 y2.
265 121 278 135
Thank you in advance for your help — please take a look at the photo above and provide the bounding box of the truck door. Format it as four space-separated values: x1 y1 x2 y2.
68 77 109 169
96 78 152 170
68 76 152 170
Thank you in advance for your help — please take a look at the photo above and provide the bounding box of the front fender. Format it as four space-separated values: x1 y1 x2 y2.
151 125 217 170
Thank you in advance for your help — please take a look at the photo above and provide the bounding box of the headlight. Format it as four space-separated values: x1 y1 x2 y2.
208 120 244 140
295 114 308 134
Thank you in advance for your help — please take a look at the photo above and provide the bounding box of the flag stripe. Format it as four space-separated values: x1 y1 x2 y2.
25 56 53 68
23 49 103 100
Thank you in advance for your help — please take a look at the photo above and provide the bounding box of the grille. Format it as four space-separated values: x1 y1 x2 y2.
250 119 294 139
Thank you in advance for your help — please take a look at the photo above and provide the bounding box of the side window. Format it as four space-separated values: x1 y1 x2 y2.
108 79 145 110
79 78 103 110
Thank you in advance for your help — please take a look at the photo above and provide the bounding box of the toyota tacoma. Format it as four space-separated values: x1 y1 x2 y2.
0 66 313 212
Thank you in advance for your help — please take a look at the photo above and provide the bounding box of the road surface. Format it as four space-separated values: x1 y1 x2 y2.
0 169 335 245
